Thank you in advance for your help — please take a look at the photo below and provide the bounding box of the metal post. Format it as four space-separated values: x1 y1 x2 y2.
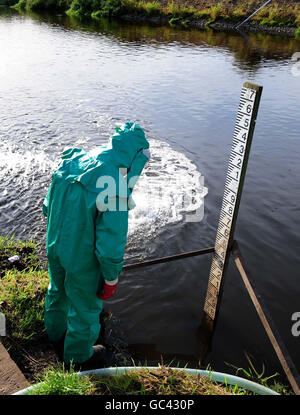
236 0 273 29
123 247 215 271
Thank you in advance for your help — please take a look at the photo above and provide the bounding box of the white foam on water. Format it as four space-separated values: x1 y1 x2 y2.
0 144 57 188
127 139 207 249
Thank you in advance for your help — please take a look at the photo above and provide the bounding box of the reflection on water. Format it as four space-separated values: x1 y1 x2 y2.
0 7 300 380
1 7 299 70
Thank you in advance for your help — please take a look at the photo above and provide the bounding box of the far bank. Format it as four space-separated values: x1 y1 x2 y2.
9 0 300 38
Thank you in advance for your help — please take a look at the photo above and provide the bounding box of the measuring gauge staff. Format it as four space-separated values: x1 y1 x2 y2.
203 82 263 323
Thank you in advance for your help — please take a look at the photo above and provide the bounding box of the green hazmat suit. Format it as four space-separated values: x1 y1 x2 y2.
43 122 150 364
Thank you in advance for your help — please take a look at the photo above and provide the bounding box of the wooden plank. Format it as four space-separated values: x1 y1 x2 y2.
232 240 300 395
0 342 28 395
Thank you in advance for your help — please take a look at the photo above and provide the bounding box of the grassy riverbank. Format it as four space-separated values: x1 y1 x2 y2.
0 235 55 379
0 235 46 343
10 0 300 35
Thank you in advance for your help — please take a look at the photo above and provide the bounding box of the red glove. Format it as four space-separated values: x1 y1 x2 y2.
97 279 118 300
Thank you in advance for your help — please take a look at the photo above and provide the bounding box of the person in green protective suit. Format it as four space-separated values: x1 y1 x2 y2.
42 122 150 369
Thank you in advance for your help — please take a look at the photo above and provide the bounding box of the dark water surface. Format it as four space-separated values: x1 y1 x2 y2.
0 8 299 379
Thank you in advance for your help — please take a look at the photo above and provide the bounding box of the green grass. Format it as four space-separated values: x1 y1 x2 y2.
12 0 70 11
0 268 48 344
25 364 95 395
0 234 48 344
119 1 162 17
24 364 252 395
0 234 39 256
90 366 249 395
225 352 293 395
0 234 41 277
25 362 291 395
252 3 299 27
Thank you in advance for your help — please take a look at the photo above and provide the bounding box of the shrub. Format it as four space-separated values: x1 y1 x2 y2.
12 0 70 11
98 0 121 17
143 1 161 16
68 0 121 18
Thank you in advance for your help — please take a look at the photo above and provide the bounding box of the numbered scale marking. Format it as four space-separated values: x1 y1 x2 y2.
203 83 263 321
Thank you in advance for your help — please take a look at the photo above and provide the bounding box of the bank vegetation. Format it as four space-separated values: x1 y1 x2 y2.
8 0 300 36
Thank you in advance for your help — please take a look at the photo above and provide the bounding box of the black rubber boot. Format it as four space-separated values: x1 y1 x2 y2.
71 345 107 372
50 332 66 362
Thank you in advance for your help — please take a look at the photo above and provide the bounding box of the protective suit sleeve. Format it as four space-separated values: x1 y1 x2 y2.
95 207 129 282
42 180 55 217
42 190 50 217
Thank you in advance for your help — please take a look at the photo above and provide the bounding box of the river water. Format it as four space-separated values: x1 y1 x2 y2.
0 8 299 379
